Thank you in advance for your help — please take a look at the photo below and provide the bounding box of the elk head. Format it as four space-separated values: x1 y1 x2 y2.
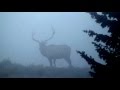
32 25 55 47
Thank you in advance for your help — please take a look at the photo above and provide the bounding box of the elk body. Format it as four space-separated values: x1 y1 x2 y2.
32 26 72 67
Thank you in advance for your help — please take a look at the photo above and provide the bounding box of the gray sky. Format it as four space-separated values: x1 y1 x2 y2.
0 12 108 68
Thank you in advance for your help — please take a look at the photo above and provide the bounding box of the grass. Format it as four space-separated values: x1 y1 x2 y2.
0 59 91 78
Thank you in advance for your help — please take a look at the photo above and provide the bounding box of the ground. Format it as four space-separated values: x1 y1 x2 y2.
0 60 91 78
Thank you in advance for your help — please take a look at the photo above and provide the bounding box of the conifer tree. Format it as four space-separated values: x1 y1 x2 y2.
77 12 120 78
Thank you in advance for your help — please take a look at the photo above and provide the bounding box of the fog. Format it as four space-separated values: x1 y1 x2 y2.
0 12 108 77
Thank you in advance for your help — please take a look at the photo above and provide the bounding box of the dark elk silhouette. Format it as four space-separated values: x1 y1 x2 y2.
32 26 72 67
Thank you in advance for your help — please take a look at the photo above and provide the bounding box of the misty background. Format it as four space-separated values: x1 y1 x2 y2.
0 12 108 69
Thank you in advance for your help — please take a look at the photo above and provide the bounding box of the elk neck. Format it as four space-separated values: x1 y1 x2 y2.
39 43 48 57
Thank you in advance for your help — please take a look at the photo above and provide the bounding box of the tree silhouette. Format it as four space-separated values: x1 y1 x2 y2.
77 12 120 78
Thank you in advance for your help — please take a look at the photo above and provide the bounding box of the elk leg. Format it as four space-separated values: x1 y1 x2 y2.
49 59 53 67
65 58 72 67
53 59 56 67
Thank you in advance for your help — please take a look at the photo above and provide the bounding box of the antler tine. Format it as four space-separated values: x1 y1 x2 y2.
51 25 55 35
44 25 55 42
32 32 40 43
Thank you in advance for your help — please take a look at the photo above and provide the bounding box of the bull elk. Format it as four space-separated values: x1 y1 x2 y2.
32 26 72 67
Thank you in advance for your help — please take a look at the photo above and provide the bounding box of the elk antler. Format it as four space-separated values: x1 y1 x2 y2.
44 25 55 42
32 32 40 43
